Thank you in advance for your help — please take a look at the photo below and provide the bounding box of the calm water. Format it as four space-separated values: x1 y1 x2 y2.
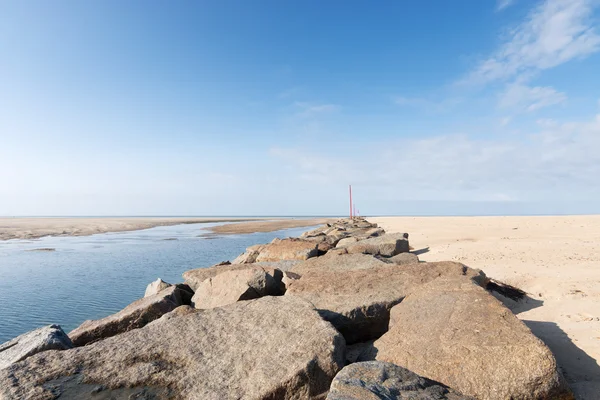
0 223 314 343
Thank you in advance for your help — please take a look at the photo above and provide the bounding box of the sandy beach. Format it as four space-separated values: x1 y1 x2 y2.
372 215 600 399
0 217 330 241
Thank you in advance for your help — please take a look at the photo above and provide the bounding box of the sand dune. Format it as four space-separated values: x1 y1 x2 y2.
372 215 600 399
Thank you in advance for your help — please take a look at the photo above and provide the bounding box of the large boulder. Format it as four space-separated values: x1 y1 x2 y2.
191 267 281 309
291 253 392 276
301 225 329 238
363 227 385 237
381 252 419 265
286 256 486 343
327 361 471 400
336 237 359 248
343 233 409 257
302 231 347 247
372 278 573 400
341 227 385 241
0 325 73 370
232 244 265 264
231 238 319 265
68 285 188 347
144 278 172 297
183 260 299 291
0 296 345 400
255 238 319 262
317 241 334 254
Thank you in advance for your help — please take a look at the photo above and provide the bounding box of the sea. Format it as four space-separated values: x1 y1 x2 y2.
0 222 315 344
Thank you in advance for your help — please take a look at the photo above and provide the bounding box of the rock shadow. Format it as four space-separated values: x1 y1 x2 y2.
524 320 600 398
317 299 403 345
42 374 171 399
486 280 544 314
411 247 429 256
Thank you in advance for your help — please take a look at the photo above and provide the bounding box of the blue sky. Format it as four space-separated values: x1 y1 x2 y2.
1 0 600 216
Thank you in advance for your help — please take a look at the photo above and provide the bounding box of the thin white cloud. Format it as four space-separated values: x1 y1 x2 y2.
463 0 600 85
497 0 516 11
498 83 567 112
271 112 600 202
393 96 462 113
536 118 559 127
278 87 304 99
294 102 341 118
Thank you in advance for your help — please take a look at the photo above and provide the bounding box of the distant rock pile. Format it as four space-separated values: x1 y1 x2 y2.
0 217 574 399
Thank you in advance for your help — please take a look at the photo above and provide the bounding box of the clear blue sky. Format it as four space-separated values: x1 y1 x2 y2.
1 0 599 216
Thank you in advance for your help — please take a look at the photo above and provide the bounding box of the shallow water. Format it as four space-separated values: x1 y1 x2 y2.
0 223 314 343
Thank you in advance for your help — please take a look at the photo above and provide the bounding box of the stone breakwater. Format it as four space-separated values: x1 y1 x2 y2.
0 218 574 400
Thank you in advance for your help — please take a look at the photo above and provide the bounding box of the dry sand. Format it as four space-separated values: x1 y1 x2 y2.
372 215 600 399
0 217 258 241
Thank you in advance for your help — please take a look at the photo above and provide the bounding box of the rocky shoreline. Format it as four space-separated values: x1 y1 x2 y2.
0 218 574 399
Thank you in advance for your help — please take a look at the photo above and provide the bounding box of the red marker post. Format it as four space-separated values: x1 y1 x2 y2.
349 185 353 219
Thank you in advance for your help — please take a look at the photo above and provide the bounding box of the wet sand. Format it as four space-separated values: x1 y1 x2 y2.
209 218 332 235
0 217 332 241
0 217 258 241
372 215 600 399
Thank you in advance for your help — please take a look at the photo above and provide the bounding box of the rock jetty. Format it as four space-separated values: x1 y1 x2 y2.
0 217 574 400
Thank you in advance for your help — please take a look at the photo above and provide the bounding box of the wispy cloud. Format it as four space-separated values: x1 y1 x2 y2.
294 102 341 118
462 0 600 85
497 0 516 11
271 112 600 202
393 96 462 113
498 83 567 112
278 87 304 99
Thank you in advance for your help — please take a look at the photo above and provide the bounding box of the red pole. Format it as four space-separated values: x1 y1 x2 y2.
349 185 353 219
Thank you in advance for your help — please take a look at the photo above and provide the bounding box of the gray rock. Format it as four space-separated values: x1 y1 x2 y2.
327 361 471 400
1 296 345 400
144 278 172 297
381 253 419 265
281 270 301 291
301 225 329 238
363 227 385 237
301 218 381 248
336 237 360 248
231 244 264 264
345 341 374 364
344 233 409 257
183 260 298 291
286 256 486 344
372 277 573 400
230 238 319 265
191 267 281 309
292 253 392 276
68 285 187 347
255 238 319 262
0 325 73 370
162 304 196 318
317 241 334 254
